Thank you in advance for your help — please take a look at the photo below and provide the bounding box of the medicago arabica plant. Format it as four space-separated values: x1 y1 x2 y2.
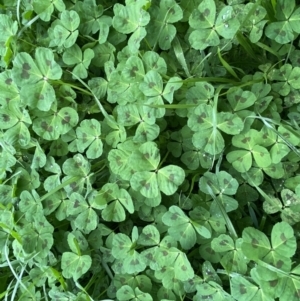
1 0 300 300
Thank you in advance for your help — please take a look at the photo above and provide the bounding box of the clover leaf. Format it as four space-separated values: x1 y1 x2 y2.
227 88 257 111
63 44 94 79
129 141 185 198
244 3 268 43
12 47 62 111
112 230 146 274
226 129 272 173
265 0 300 44
116 285 152 301
199 171 239 212
188 103 243 155
162 205 211 249
189 0 240 50
242 221 296 270
75 119 103 159
61 252 92 281
32 106 79 140
211 234 248 273
263 188 300 225
95 183 134 222
112 2 150 52
146 0 183 50
50 10 80 48
67 192 100 234
154 246 194 285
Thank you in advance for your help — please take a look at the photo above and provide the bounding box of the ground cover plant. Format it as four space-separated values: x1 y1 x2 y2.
2 0 300 300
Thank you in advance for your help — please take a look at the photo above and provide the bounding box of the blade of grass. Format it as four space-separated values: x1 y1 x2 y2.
143 103 198 109
69 71 118 127
205 182 238 240
172 37 191 78
255 41 281 61
217 48 240 80
178 77 238 84
40 176 81 202
235 31 258 61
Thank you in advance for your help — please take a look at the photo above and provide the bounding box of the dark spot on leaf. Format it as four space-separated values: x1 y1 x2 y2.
280 233 287 243
130 66 138 78
46 59 52 66
280 30 286 37
81 133 88 143
181 265 187 271
251 238 259 248
169 174 174 181
2 114 10 122
140 180 150 190
5 78 12 85
130 259 140 266
205 247 215 254
122 18 129 26
41 121 53 132
35 93 44 101
116 156 122 166
148 82 156 88
239 284 247 294
241 137 251 144
62 115 71 125
171 213 179 220
162 250 168 256
197 112 206 123
276 260 284 268
70 182 79 192
269 279 278 287
74 200 80 208
146 252 154 261
21 63 31 79
220 240 229 246
226 119 234 126
203 8 210 16
169 8 175 15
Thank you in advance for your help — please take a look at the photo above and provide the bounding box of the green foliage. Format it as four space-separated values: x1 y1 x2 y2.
1 0 300 300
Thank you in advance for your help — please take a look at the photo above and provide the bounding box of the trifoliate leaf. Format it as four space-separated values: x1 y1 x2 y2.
112 3 150 34
76 119 103 159
61 252 92 281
